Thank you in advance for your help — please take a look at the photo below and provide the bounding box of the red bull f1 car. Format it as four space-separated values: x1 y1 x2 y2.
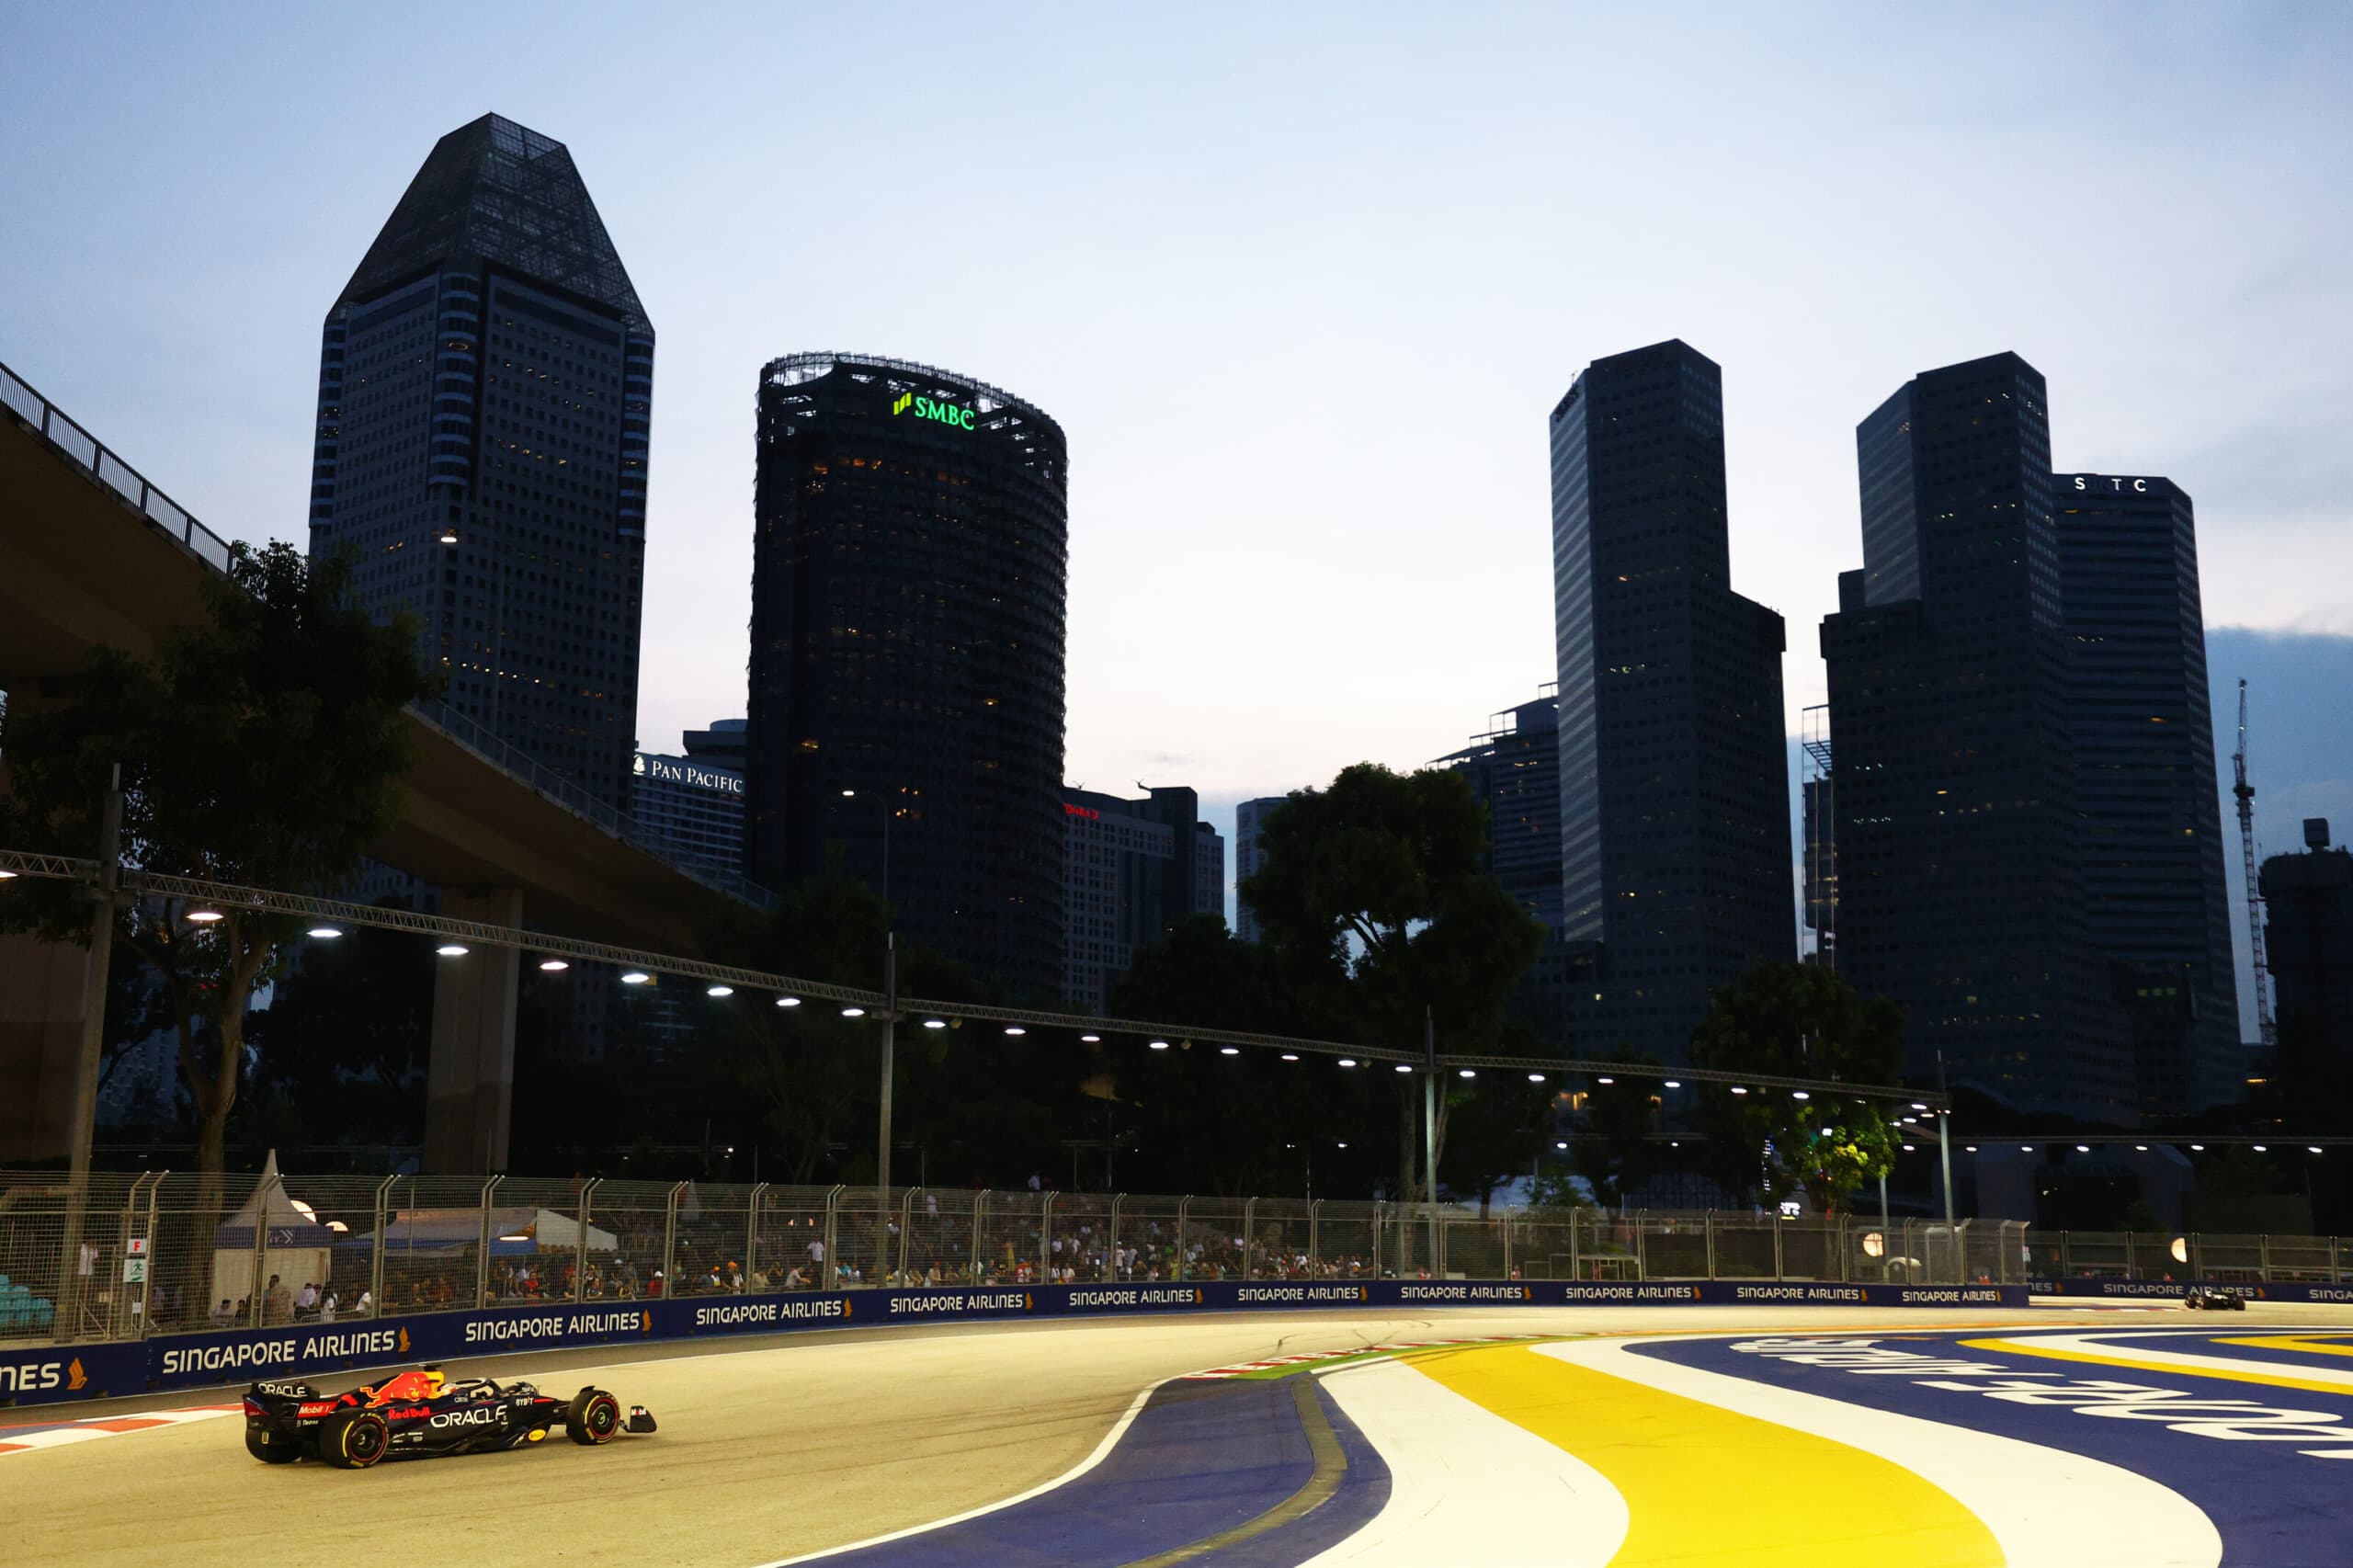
242 1364 655 1468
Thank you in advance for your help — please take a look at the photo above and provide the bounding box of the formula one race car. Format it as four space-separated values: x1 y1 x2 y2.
2182 1286 2249 1311
242 1364 655 1468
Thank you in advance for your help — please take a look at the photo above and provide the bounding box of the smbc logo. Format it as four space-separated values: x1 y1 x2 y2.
891 391 976 430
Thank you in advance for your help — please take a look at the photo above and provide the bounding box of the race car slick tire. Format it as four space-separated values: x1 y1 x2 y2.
565 1390 622 1447
320 1410 391 1470
244 1429 299 1465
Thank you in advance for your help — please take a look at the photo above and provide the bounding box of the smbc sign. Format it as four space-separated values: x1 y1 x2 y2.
891 390 976 430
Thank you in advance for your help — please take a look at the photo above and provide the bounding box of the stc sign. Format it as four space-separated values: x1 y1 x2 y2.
2070 475 2154 494
632 754 745 796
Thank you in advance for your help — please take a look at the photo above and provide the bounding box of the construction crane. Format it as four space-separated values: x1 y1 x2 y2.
2233 677 2278 1049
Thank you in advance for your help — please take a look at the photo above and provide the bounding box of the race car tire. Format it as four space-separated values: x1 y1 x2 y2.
565 1389 622 1446
244 1428 300 1465
320 1409 391 1470
2186 1296 2203 1310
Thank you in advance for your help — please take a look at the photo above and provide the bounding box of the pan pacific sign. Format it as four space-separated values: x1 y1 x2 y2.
891 390 977 430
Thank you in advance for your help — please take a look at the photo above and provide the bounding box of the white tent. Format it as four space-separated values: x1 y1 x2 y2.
210 1151 342 1313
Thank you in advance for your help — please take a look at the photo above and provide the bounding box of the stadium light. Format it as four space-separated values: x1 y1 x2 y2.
1911 1102 1928 1111
1281 1052 1300 1062
1597 1075 1615 1085
620 971 651 985
436 944 469 958
1393 1064 1413 1074
1148 1039 1170 1051
438 526 460 545
186 908 223 924
1555 1141 1568 1150
923 1019 946 1030
307 926 342 939
775 995 799 1007
1964 1145 1977 1153
2021 1144 2034 1153
1730 1086 1748 1096
1220 1046 1240 1056
841 1006 866 1017
0 868 15 880
1903 1143 1916 1152
1790 1090 1812 1101
1458 1068 1475 1078
2190 1143 2205 1152
1005 1026 1026 1037
1080 1033 1101 1043
1337 1058 1357 1068
540 959 569 972
2134 1144 2149 1152
1528 1073 1545 1083
2254 1144 2268 1153
2075 1144 2090 1153
2311 1146 2325 1154
1664 1080 1681 1089
707 984 733 998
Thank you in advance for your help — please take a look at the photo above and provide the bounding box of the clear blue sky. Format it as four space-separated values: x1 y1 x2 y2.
5 5 2348 1009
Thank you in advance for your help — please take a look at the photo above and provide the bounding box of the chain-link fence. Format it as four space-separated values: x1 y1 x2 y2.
10 1165 2349 1347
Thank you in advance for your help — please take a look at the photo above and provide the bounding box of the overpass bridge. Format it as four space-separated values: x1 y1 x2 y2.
0 357 764 1169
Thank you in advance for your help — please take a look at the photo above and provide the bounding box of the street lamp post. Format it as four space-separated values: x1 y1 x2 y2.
844 790 897 1205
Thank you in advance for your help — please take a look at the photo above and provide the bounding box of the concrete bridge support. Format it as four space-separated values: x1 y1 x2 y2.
423 887 524 1173
0 933 95 1165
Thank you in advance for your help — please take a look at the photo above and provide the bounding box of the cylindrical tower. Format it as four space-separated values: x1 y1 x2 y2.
745 353 1068 997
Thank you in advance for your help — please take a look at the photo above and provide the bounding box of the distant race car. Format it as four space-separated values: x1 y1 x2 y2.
2182 1286 2248 1312
242 1364 655 1468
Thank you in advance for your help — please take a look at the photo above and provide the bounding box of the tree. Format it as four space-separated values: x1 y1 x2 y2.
1687 961 1906 1213
1568 1066 1666 1208
245 906 435 1154
0 542 434 1182
1240 765 1547 1208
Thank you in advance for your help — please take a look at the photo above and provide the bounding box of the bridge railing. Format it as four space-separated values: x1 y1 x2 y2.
14 1165 2338 1351
0 354 773 911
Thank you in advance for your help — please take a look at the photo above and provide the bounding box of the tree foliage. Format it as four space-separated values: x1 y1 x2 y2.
0 542 434 1177
1687 961 1907 1213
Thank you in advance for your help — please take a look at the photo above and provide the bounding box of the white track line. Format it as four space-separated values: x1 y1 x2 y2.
0 1404 243 1455
1975 1330 2353 1389
1299 1358 1627 1566
1540 1338 2221 1567
753 1375 1170 1567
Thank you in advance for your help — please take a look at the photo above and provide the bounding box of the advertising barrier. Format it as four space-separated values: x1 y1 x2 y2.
2031 1278 2353 1304
0 1278 2029 1409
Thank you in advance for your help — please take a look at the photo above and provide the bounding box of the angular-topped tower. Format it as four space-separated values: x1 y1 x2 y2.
310 113 652 807
1550 341 1796 1062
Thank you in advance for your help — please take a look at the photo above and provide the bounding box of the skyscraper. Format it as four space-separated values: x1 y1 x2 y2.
1822 354 2131 1119
310 114 652 806
1432 687 1563 932
1233 796 1286 942
745 354 1068 996
2055 473 2241 1113
1550 340 1795 1061
1061 787 1226 1011
2263 821 2353 1106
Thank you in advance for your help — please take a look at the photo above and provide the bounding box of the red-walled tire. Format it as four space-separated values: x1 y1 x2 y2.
565 1389 622 1446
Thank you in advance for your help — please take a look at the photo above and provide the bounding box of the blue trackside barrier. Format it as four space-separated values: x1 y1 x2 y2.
0 1278 2029 1409
2033 1278 2353 1304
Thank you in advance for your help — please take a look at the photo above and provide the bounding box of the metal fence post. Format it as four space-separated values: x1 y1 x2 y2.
1176 1197 1190 1282
1704 1213 1718 1280
134 1173 161 1335
2189 1233 2202 1282
744 1182 767 1289
369 1175 394 1319
664 1182 686 1298
1634 1210 1647 1282
896 1188 915 1283
474 1176 502 1309
2259 1232 2273 1281
969 1192 987 1283
1502 1209 1513 1281
1772 1214 1785 1281
245 1170 273 1328
574 1177 601 1303
1242 1198 1258 1281
1309 1199 1322 1278
2059 1231 2073 1278
2332 1235 2342 1285
1109 1194 1125 1279
1370 1200 1385 1278
823 1184 845 1290
1040 1192 1057 1284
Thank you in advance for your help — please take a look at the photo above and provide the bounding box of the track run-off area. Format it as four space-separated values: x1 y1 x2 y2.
8 1304 2353 1565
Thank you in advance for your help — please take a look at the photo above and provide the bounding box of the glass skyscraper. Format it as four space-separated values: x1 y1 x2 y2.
2055 473 2241 1114
1822 354 2131 1119
745 353 1068 997
1432 687 1563 933
309 113 652 806
1550 340 1795 1061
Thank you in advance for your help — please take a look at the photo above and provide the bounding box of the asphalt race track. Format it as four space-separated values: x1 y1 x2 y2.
7 1303 2353 1565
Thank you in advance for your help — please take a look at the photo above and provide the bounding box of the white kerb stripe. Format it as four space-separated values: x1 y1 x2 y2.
1295 1358 1628 1567
1539 1338 2221 1568
1980 1330 2353 1390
